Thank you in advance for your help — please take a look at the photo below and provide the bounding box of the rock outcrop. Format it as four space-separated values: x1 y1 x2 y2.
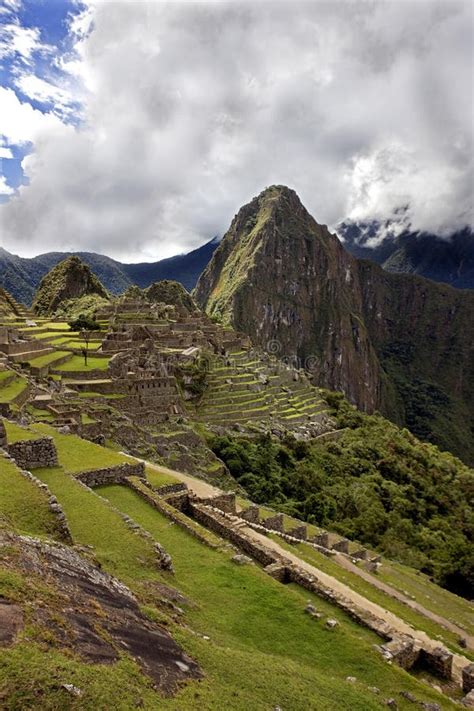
195 186 474 463
32 256 109 315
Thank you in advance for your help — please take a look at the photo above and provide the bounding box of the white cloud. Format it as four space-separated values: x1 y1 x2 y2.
0 87 65 145
0 175 14 195
0 21 50 63
13 73 75 118
0 0 472 260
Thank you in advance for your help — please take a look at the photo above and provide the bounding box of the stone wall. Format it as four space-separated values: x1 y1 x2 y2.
240 505 260 523
261 513 284 532
153 482 188 496
190 502 280 567
188 500 456 684
125 478 219 549
76 461 145 487
463 664 474 694
194 492 236 514
7 436 58 470
417 647 453 679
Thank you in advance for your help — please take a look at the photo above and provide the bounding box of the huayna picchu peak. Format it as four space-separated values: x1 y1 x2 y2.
195 186 474 465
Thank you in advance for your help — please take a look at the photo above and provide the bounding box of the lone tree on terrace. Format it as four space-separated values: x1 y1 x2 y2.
69 314 99 367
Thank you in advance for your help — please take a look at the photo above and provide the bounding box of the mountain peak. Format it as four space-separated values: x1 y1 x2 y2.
32 255 109 315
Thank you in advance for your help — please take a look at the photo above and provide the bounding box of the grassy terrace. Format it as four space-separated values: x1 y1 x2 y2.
144 464 180 488
0 370 15 383
377 560 474 638
93 484 453 711
77 391 126 399
30 423 135 474
0 376 28 404
0 457 60 539
54 355 110 371
27 350 71 368
270 535 474 662
3 420 40 443
18 322 72 333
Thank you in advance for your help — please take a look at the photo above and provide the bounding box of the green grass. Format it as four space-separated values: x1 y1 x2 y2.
54 355 110 372
81 414 96 425
144 465 180 488
27 350 71 368
377 560 474 637
0 370 14 383
0 645 167 711
3 420 39 443
269 535 474 661
0 457 60 538
0 376 28 404
30 423 134 474
96 484 454 711
32 467 160 588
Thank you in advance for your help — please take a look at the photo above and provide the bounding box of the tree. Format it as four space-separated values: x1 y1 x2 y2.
69 313 99 367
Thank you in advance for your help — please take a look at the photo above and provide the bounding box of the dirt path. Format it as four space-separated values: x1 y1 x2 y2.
243 526 471 680
335 554 474 649
138 459 221 499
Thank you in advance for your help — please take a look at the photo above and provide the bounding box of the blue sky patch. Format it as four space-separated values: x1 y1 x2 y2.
0 0 87 195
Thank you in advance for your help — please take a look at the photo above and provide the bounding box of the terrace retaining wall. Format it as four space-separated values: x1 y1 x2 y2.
7 436 58 469
76 461 145 487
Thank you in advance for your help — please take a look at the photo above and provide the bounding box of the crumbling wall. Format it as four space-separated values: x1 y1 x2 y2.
6 436 58 470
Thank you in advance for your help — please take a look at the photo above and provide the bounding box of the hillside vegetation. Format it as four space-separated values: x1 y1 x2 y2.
210 392 474 598
32 256 109 315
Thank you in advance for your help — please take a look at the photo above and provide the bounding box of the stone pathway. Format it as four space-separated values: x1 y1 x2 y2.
139 455 473 681
335 554 474 649
244 526 472 681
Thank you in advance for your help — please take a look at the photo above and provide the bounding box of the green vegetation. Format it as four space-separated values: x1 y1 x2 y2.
32 256 109 315
27 350 71 368
96 484 452 711
144 464 180 488
270 535 473 660
33 466 160 585
145 279 197 312
0 376 28 404
68 312 101 331
30 423 133 474
54 355 110 372
0 457 60 538
209 394 474 598
3 420 39 443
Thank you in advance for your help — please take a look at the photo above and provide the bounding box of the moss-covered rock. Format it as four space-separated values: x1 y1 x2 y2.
32 256 109 316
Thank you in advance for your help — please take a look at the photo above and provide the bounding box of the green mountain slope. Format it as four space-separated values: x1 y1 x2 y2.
195 186 474 464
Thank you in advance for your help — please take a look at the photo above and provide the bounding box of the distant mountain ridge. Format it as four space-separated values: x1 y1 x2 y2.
0 238 219 306
339 223 474 289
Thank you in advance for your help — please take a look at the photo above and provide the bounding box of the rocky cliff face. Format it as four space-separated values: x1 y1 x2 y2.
33 256 109 315
195 186 474 463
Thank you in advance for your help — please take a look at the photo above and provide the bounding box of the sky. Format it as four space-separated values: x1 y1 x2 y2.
0 0 472 262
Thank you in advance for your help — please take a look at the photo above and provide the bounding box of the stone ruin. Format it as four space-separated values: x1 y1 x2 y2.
107 341 182 423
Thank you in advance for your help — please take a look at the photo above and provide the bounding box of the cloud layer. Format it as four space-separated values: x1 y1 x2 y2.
0 0 472 260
